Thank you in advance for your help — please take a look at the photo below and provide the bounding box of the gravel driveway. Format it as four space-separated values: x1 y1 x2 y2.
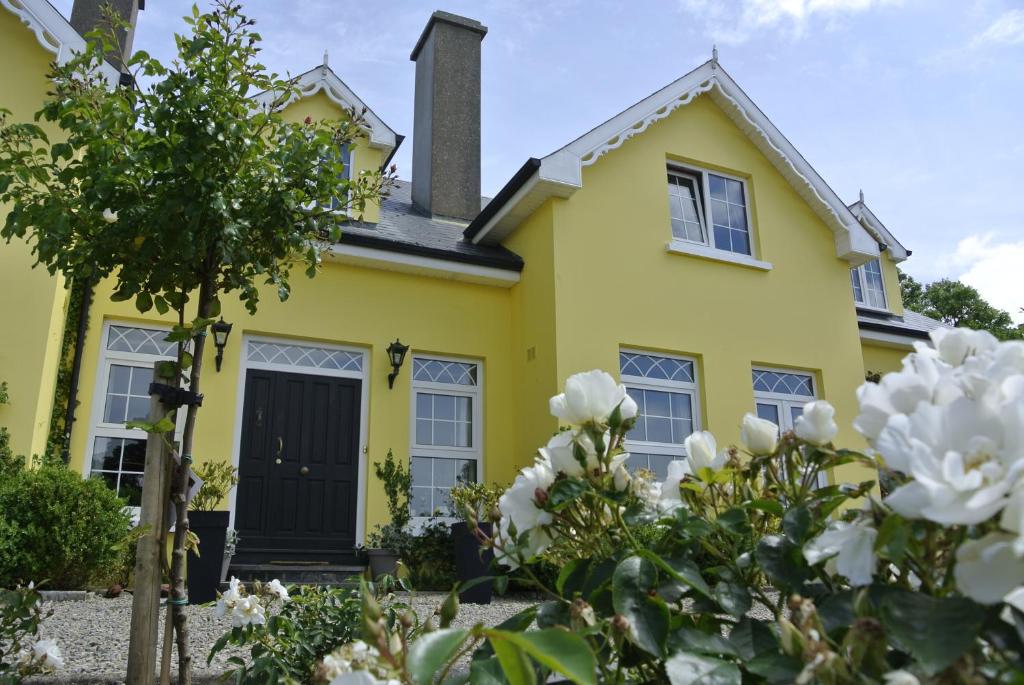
26 592 539 684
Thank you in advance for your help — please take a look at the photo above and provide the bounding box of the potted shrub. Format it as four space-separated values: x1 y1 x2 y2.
449 481 503 604
187 460 238 604
365 450 411 578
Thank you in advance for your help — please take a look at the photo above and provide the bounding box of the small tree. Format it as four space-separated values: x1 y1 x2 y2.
0 2 393 681
899 271 1021 340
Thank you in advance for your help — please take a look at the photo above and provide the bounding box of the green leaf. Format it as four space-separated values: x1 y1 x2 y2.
642 552 712 598
782 506 812 544
125 420 154 432
729 617 778 661
713 581 752 619
755 535 809 591
717 508 750 536
547 478 589 510
151 416 175 434
742 498 784 517
406 628 469 685
135 291 153 313
745 653 803 684
490 638 535 685
469 656 508 685
874 513 910 564
668 627 738 657
613 555 669 657
488 629 597 685
665 652 741 685
557 558 590 597
879 590 989 675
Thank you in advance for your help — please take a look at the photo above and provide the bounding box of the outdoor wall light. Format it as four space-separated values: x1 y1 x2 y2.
386 339 410 389
212 318 233 372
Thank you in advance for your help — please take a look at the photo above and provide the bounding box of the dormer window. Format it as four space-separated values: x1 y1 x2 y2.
666 165 753 258
322 144 352 212
851 258 887 309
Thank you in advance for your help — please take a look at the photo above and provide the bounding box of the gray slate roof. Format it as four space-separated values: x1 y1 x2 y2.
857 308 949 340
340 181 523 271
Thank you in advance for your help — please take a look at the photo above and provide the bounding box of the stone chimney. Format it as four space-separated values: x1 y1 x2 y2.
410 11 487 222
70 0 143 66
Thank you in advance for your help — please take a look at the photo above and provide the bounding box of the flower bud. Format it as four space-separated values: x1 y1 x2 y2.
778 617 804 656
741 413 779 455
533 487 549 507
400 609 415 628
570 598 596 627
388 632 403 656
611 614 631 633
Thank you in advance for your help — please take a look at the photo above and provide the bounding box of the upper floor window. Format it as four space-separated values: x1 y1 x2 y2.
667 166 752 257
620 350 700 480
851 258 886 309
409 357 481 518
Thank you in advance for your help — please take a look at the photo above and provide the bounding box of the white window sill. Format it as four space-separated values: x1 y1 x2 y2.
855 303 891 315
666 239 773 271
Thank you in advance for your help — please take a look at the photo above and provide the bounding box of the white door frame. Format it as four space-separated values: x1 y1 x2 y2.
228 334 371 546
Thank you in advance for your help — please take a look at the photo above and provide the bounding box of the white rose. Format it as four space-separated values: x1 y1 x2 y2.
741 414 779 455
549 370 631 426
932 328 999 367
215 576 242 617
794 400 838 446
265 579 290 602
231 595 266 627
882 670 920 685
684 431 725 473
31 639 63 671
611 452 631 491
657 460 692 512
803 519 877 587
954 533 1024 605
102 207 119 223
541 430 600 478
495 457 557 568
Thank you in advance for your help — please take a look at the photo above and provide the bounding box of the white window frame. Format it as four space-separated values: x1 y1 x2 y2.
752 366 827 487
851 258 888 311
620 348 702 473
84 322 186 512
408 354 483 523
666 163 757 260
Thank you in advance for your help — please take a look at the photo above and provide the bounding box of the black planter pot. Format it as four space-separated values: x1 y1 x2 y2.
453 521 494 604
187 510 230 605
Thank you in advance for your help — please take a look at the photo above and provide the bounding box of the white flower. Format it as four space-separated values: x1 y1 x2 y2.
932 328 999 367
549 370 634 426
741 414 779 455
611 452 631 491
495 457 556 568
657 460 692 512
215 576 242 618
882 670 920 685
231 595 266 627
684 431 726 473
31 639 63 671
954 533 1024 605
265 579 290 602
102 207 119 223
804 519 877 586
542 430 600 478
794 400 838 446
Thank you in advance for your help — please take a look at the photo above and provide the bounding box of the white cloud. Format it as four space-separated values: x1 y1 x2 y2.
971 9 1024 47
940 233 1024 324
677 0 901 44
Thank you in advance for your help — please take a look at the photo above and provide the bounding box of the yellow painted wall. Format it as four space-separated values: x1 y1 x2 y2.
504 200 560 466
0 10 70 458
880 253 904 316
862 340 909 378
546 95 869 483
282 91 385 224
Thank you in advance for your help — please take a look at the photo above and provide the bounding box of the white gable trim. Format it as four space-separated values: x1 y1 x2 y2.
848 199 909 262
2 0 119 81
252 64 397 153
473 61 879 265
327 242 520 288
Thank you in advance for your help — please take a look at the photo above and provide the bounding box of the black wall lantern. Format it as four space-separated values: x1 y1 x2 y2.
212 318 233 372
386 339 409 389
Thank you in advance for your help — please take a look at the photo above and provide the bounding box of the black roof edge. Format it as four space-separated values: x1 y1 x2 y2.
858 319 930 340
381 134 405 172
338 231 524 272
463 158 542 242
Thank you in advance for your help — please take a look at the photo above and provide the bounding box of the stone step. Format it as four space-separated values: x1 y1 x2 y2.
225 562 366 588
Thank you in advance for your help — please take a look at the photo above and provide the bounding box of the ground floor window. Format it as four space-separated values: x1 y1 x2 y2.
620 350 700 480
86 323 181 506
409 356 482 517
752 367 826 486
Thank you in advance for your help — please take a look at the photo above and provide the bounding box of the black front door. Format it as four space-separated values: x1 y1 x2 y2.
234 369 361 563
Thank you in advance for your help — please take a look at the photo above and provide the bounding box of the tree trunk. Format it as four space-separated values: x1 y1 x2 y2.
168 278 215 685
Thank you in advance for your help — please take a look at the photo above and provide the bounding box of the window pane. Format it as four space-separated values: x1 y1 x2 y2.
410 487 432 517
127 397 151 423
645 390 671 417
728 203 747 231
457 459 477 484
731 229 750 256
119 473 144 507
433 395 456 420
850 269 864 302
714 225 731 250
120 439 147 472
109 365 131 393
92 437 123 471
103 395 128 424
711 199 729 225
433 458 457 487
411 456 432 485
726 178 745 205
129 367 152 396
649 454 676 480
433 421 456 446
646 416 673 443
790 406 804 428
455 397 471 421
415 393 431 418
756 403 780 424
456 421 472 448
709 174 727 200
415 419 432 445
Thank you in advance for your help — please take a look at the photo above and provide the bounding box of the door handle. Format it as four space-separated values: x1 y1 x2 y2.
299 466 309 476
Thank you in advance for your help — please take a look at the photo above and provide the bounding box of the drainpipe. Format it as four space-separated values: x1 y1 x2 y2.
62 279 93 464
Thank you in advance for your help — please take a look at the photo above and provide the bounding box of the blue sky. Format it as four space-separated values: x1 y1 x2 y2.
52 0 1024 320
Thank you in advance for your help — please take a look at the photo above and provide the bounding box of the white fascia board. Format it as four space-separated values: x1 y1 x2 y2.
3 0 120 84
252 65 397 153
485 60 879 264
327 242 520 287
859 328 922 350
470 162 579 245
848 200 909 262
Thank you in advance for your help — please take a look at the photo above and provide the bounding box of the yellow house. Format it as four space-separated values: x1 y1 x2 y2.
0 4 944 569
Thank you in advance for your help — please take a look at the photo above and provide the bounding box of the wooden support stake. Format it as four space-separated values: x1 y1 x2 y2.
126 366 172 685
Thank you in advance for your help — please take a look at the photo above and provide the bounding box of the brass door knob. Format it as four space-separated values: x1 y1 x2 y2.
299 466 310 476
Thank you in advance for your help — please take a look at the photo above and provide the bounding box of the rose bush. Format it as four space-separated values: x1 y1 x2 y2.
220 328 1024 684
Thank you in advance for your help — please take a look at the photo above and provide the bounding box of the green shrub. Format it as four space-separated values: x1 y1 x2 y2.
399 519 456 591
0 466 132 589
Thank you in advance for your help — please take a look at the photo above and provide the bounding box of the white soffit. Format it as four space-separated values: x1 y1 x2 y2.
252 64 398 153
2 0 119 82
848 199 909 262
475 60 879 265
